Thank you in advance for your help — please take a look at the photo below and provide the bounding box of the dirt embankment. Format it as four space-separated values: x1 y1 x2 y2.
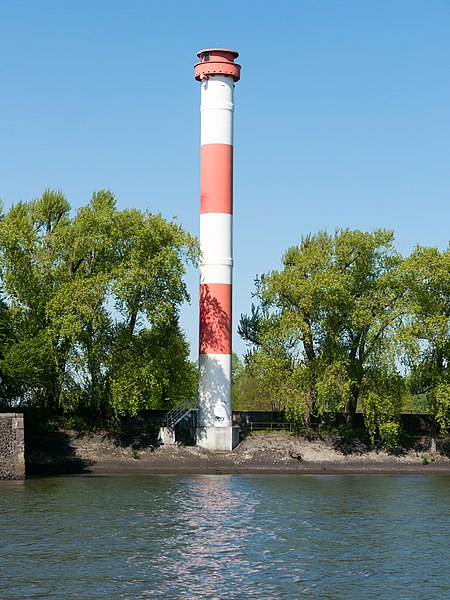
25 430 450 476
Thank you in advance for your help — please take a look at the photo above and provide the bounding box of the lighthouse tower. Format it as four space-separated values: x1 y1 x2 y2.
194 49 241 451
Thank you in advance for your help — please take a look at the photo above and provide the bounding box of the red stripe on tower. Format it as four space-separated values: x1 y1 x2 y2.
199 282 232 354
200 144 233 214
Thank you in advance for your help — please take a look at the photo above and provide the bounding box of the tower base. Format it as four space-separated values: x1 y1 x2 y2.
196 426 240 452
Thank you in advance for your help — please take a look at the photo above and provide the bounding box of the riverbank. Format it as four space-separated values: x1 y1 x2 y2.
25 430 450 476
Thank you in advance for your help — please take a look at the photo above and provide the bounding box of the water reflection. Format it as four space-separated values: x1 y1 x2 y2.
128 476 262 597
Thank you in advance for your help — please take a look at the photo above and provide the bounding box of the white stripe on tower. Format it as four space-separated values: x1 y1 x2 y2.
194 49 241 430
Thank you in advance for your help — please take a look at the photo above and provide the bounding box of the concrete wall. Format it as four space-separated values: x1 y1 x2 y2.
0 413 25 480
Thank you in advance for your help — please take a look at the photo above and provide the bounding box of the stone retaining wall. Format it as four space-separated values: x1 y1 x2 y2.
0 413 25 479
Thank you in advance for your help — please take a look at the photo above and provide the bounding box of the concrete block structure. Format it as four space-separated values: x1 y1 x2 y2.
0 413 25 479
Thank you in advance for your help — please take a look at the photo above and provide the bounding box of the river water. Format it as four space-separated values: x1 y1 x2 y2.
1 475 449 599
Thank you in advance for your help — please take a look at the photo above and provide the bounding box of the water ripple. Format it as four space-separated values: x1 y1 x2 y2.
0 475 449 598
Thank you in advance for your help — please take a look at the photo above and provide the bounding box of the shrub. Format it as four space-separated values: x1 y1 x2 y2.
378 422 400 450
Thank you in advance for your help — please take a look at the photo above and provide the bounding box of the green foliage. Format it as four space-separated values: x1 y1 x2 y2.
434 382 450 433
0 292 17 407
315 360 354 420
239 229 404 432
109 326 197 416
399 246 450 431
361 390 400 447
378 422 400 450
0 189 199 419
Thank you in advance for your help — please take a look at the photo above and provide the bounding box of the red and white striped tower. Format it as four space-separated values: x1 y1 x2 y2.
194 49 241 451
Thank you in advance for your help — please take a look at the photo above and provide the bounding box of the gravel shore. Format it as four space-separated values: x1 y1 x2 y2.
26 431 450 476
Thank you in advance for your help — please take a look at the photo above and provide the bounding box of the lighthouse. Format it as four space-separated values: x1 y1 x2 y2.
194 49 241 451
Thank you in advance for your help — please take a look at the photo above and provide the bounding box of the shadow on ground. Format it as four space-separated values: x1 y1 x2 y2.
104 418 160 450
25 428 93 475
329 430 450 458
330 434 373 456
437 438 450 458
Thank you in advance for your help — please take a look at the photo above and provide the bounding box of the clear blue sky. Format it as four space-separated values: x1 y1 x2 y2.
1 0 449 358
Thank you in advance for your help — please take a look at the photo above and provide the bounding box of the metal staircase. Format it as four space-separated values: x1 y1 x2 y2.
165 406 198 430
161 405 199 444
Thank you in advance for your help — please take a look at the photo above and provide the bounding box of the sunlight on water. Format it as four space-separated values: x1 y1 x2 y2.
1 475 449 598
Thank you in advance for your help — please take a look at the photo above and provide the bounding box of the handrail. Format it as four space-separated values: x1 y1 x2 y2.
166 406 198 430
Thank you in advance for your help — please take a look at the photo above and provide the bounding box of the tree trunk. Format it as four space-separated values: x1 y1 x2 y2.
346 391 358 427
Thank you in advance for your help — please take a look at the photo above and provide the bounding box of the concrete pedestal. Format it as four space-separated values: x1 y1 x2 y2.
196 426 240 452
159 427 176 445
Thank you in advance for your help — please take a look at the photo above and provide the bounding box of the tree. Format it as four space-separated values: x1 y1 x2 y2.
0 190 72 412
0 189 199 420
400 245 450 432
109 324 197 416
232 348 299 412
0 290 16 409
239 229 404 442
